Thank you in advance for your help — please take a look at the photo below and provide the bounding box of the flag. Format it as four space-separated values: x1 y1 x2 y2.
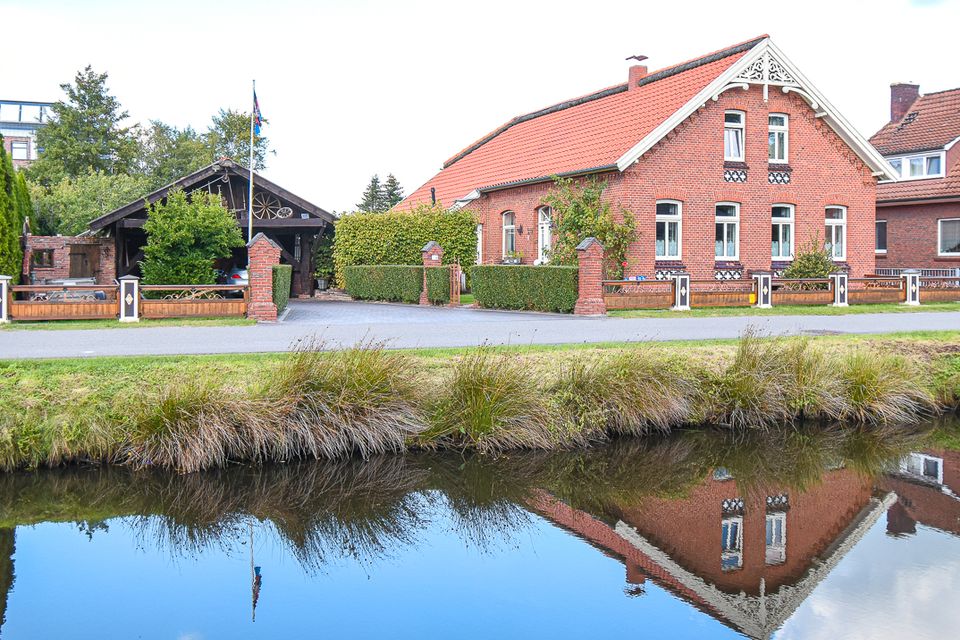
253 91 264 135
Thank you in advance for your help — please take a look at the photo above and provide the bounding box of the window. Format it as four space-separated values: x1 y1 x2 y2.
939 219 960 256
715 203 740 260
768 114 788 163
724 111 744 161
502 211 516 257
476 224 483 264
901 453 944 484
721 516 743 571
10 141 28 161
536 206 552 264
876 220 888 254
825 206 847 260
655 200 682 259
771 205 794 259
765 513 787 565
31 249 55 268
886 152 945 180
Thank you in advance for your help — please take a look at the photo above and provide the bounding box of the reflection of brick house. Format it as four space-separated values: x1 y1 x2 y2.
530 468 893 639
881 448 960 537
0 100 53 168
402 36 894 280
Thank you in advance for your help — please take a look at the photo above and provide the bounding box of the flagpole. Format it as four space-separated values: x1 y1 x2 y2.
247 79 256 244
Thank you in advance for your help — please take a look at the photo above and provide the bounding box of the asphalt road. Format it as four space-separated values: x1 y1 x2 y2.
1 300 958 360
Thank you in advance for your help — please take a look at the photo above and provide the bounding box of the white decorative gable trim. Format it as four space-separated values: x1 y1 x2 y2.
616 38 898 181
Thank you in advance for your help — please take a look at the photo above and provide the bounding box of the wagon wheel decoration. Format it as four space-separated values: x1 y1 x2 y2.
252 191 282 219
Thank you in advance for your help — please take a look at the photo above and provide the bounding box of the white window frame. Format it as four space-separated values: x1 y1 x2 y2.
771 204 794 260
715 202 740 260
10 140 28 161
900 453 944 484
536 206 552 264
768 113 789 164
502 211 516 257
825 206 847 261
724 111 745 162
721 516 743 571
876 219 888 254
765 512 787 566
939 218 960 257
885 151 946 181
655 199 682 260
476 223 483 264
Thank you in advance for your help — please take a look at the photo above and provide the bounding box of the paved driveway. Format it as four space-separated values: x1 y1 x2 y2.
1 300 959 360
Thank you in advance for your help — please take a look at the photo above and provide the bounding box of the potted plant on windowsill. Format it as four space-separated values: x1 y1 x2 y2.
501 251 523 265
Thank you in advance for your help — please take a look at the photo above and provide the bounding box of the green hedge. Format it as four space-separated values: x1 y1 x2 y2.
344 265 424 303
471 265 578 313
333 204 476 287
272 264 293 312
425 266 451 304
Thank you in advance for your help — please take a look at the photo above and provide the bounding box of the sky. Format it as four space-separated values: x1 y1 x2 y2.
2 0 958 212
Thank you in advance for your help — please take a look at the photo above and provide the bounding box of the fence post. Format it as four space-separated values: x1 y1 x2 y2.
902 269 921 306
830 272 848 307
671 272 691 311
448 263 461 307
118 275 140 322
574 237 606 315
0 276 10 323
420 241 443 306
247 233 281 322
753 271 773 308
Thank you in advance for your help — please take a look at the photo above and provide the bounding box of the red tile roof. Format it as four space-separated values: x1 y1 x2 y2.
869 87 960 156
877 162 960 203
402 36 766 208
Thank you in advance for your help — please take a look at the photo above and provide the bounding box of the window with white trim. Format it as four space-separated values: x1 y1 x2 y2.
715 203 740 260
939 219 960 256
502 212 516 257
771 204 794 259
476 224 483 263
876 220 887 254
886 152 944 180
724 111 745 162
765 512 787 565
901 453 944 484
721 516 743 571
768 114 788 163
655 200 682 259
825 206 847 261
10 141 28 160
536 206 552 264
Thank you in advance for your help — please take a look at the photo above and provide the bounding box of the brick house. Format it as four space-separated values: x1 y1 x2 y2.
402 36 895 280
869 85 960 274
0 100 53 169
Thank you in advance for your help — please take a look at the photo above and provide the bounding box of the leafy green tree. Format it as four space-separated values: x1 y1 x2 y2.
382 174 404 210
205 109 270 170
29 171 151 236
138 121 209 188
542 176 637 279
26 66 139 185
141 189 244 285
0 138 24 282
356 174 384 212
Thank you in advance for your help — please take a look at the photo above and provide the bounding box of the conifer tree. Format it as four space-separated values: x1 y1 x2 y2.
356 174 384 212
0 137 24 282
382 174 404 210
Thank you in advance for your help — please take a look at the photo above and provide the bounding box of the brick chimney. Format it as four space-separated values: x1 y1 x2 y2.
628 65 648 90
890 83 920 123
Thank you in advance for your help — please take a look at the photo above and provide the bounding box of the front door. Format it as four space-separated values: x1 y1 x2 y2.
69 245 99 279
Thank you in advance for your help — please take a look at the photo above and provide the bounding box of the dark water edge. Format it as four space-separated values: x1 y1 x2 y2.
2 418 960 639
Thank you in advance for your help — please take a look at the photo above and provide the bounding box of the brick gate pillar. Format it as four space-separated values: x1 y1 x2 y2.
247 232 281 322
420 241 444 306
574 237 606 316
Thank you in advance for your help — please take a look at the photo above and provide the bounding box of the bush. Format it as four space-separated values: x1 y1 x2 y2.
333 203 476 287
425 266 451 304
344 265 423 303
273 264 292 312
783 234 835 289
471 265 578 313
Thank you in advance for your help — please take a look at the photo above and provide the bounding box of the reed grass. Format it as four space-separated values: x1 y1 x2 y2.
837 352 936 424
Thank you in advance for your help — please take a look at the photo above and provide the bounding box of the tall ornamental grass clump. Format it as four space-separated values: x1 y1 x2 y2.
837 352 936 424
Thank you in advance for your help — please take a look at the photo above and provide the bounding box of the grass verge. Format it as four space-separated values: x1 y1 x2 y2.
609 302 960 318
0 317 255 331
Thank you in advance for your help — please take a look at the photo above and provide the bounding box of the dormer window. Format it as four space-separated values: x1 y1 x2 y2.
887 152 944 180
768 114 788 163
724 111 745 162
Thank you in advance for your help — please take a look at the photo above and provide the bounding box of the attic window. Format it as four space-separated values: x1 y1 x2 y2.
887 152 944 180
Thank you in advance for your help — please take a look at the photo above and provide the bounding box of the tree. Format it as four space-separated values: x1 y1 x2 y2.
382 174 404 210
30 171 152 236
542 176 637 279
783 234 835 289
141 189 244 285
0 137 24 282
205 109 270 170
137 121 209 188
26 66 139 185
356 174 384 212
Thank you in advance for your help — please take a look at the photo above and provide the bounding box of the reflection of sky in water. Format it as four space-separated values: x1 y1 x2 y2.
4 504 741 640
777 523 960 640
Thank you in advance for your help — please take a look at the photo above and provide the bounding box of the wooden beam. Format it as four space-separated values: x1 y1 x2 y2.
118 217 327 229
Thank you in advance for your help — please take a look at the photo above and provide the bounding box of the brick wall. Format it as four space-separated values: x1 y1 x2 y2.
247 233 280 321
1 135 34 169
877 201 960 271
467 85 878 278
21 235 116 284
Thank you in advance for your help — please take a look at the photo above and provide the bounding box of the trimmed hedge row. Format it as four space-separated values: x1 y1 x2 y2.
425 266 452 304
272 264 293 312
470 265 578 313
343 265 424 303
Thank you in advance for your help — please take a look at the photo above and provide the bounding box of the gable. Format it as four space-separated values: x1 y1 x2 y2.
870 88 960 156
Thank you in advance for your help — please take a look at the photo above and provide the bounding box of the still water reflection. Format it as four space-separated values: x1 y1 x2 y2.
2 423 959 639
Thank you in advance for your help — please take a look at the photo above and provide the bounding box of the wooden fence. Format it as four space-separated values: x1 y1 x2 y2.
140 286 248 319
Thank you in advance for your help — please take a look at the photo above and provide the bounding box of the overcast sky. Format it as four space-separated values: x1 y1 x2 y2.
3 0 957 212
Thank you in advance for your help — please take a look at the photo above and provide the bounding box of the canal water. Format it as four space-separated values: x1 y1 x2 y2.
1 422 959 639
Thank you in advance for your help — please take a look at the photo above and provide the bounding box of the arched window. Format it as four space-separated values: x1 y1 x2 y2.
655 200 682 259
536 206 552 264
825 206 847 260
771 204 794 259
724 111 745 162
502 211 516 257
715 202 740 260
768 114 788 163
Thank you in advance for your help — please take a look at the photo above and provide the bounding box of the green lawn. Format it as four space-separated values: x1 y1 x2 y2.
0 316 255 331
459 293 475 305
609 302 960 318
